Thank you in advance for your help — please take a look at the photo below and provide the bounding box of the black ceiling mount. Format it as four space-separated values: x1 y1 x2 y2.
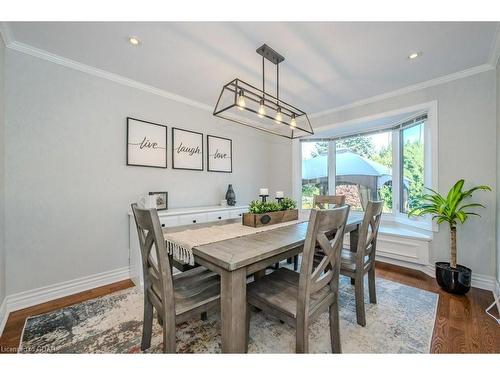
256 44 285 65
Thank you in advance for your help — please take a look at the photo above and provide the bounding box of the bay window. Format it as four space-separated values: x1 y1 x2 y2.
299 112 430 228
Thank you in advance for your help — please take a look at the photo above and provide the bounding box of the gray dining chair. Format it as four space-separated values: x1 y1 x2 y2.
131 203 221 353
313 194 346 209
282 195 346 271
340 200 383 327
246 205 350 353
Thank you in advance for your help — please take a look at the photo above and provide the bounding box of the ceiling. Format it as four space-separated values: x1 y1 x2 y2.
5 22 499 114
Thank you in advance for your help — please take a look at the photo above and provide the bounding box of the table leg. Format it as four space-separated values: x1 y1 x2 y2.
350 224 360 253
349 224 360 285
221 267 247 353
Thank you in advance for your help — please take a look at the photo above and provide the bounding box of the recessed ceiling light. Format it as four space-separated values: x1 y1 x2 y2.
408 52 422 60
128 36 141 46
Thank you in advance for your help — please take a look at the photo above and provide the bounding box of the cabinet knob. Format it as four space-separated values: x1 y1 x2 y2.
161 224 165 227
218 216 222 220
238 213 242 217
192 220 197 223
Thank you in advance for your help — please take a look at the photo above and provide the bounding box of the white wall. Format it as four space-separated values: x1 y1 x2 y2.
312 70 497 279
0 34 6 307
4 49 292 295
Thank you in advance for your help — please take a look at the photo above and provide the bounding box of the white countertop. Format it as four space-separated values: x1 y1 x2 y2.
128 205 248 216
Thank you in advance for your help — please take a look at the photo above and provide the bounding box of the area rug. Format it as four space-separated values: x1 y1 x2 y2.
19 276 438 353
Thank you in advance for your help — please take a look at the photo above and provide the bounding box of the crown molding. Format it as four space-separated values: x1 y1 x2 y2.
0 22 14 46
488 22 500 67
6 39 213 113
309 63 494 120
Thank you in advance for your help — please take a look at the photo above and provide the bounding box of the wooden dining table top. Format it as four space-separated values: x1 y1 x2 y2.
165 216 363 272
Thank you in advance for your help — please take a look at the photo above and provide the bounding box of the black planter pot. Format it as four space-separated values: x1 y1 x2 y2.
435 262 471 295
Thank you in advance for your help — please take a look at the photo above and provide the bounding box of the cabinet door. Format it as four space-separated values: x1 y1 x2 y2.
206 211 230 222
178 213 209 226
229 209 247 219
159 216 180 228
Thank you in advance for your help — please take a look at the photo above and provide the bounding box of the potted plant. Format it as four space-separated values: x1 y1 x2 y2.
408 179 490 295
243 198 298 227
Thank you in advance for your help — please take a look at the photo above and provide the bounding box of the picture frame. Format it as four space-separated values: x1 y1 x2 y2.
127 117 167 168
207 135 232 173
149 191 168 210
172 127 204 171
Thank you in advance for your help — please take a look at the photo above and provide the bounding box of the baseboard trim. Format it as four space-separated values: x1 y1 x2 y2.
0 266 130 336
0 298 8 338
495 280 500 313
377 256 497 292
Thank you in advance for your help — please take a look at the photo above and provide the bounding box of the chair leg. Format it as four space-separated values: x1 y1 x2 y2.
162 320 176 353
296 319 309 353
329 300 342 353
293 255 299 271
246 304 251 352
200 311 208 321
354 274 366 327
368 268 377 304
141 300 154 351
287 257 292 264
350 278 355 285
274 262 279 269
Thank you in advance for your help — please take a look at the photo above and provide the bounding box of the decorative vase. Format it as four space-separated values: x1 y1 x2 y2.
225 184 236 206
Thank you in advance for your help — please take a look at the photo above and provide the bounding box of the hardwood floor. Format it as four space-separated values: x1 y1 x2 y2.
0 279 134 353
0 263 498 353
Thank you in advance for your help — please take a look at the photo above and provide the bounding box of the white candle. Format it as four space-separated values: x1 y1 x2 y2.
276 191 284 198
259 188 269 196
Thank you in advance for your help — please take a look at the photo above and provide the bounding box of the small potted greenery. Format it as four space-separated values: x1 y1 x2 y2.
243 198 298 227
408 179 490 295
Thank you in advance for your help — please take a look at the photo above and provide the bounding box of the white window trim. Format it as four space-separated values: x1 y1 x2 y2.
293 100 439 232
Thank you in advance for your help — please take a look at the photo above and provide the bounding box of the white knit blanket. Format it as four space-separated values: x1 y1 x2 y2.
164 217 308 265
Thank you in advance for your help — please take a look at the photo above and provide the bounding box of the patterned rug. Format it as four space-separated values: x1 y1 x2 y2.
19 276 438 353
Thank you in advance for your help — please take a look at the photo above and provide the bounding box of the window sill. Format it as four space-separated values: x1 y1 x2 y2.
301 209 433 242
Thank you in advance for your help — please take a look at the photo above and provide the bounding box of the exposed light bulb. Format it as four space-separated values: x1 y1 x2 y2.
237 90 246 110
258 99 266 118
290 114 297 129
275 107 283 124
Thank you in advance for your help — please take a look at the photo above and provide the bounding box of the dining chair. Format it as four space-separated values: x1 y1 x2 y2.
340 200 383 327
313 194 346 209
246 205 350 353
281 195 346 272
131 203 221 353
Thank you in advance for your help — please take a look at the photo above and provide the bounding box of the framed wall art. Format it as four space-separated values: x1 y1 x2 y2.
149 191 168 210
172 127 204 171
207 135 232 173
127 117 167 168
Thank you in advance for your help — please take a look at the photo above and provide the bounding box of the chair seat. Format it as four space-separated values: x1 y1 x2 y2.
152 266 220 316
340 249 372 273
247 268 332 320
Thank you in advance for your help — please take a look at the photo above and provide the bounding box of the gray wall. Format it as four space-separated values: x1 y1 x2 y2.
313 70 497 278
0 35 5 306
4 50 292 295
497 59 500 288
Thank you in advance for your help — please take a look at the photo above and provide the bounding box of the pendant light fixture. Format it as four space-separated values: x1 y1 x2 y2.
213 44 314 139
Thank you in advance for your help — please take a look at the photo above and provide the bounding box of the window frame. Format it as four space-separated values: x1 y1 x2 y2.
293 101 438 232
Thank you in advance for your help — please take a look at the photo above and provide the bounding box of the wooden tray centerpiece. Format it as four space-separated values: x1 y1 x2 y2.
243 197 298 227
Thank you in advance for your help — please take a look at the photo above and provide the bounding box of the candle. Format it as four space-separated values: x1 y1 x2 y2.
276 191 284 198
259 188 269 196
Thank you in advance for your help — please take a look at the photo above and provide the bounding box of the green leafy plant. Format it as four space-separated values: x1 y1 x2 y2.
248 198 297 214
408 179 490 269
279 197 297 211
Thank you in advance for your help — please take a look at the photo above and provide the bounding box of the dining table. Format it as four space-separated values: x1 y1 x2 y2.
164 214 363 353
